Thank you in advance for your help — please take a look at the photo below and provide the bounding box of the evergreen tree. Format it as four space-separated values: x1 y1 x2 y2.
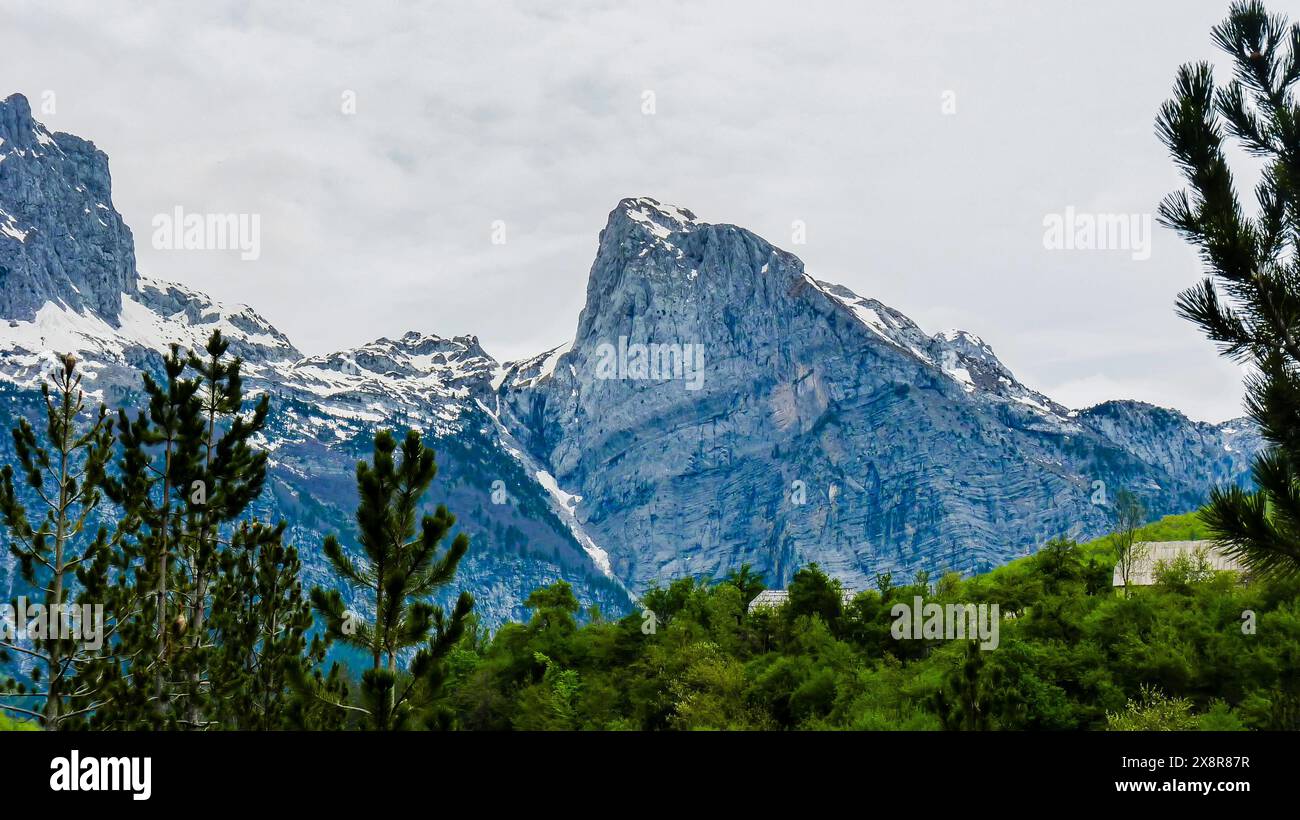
523 581 582 640
89 344 203 727
310 429 474 729
786 563 843 625
207 520 330 729
0 355 114 729
932 642 1008 731
76 331 291 728
722 563 766 607
176 331 270 726
1158 0 1300 577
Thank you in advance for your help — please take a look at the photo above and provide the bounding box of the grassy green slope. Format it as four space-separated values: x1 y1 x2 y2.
0 712 37 731
975 510 1208 584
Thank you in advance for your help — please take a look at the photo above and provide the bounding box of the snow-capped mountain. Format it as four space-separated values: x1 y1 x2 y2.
812 281 1070 418
0 94 1258 612
494 196 1257 589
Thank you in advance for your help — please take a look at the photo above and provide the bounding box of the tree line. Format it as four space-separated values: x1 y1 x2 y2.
0 335 472 730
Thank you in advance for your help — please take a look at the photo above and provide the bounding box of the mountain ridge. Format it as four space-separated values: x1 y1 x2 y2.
493 196 1257 589
0 96 1258 612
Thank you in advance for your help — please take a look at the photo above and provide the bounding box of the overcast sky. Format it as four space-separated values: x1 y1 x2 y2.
0 0 1256 422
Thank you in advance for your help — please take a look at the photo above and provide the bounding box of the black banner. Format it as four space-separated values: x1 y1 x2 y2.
0 730 1282 809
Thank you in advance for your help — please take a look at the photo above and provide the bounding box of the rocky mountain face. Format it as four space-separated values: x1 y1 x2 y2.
0 93 137 321
495 197 1258 590
0 95 1258 619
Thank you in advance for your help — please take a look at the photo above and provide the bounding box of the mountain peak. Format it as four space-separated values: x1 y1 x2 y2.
0 95 136 323
607 196 701 240
501 197 1260 587
936 328 984 345
386 330 492 363
934 328 998 364
0 93 34 136
0 93 66 157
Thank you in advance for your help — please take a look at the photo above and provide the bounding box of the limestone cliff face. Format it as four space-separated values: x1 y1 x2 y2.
0 93 137 322
497 198 1255 590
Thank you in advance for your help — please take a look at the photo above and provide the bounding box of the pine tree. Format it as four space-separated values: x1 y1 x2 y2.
175 331 270 726
77 331 287 728
1158 0 1300 578
310 429 473 729
96 344 203 727
207 520 327 729
932 642 1009 731
0 355 114 729
723 563 766 607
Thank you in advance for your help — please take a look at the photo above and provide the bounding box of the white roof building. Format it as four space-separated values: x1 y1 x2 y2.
747 590 789 612
1112 540 1247 587
747 589 858 614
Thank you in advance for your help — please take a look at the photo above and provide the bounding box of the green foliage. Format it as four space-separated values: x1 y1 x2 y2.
1154 548 1218 592
0 332 323 731
1157 0 1300 579
1107 686 1197 731
1122 511 1212 545
0 354 113 729
0 711 38 731
0 329 1286 733
433 510 1300 731
309 428 474 730
69 332 311 730
787 563 843 625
